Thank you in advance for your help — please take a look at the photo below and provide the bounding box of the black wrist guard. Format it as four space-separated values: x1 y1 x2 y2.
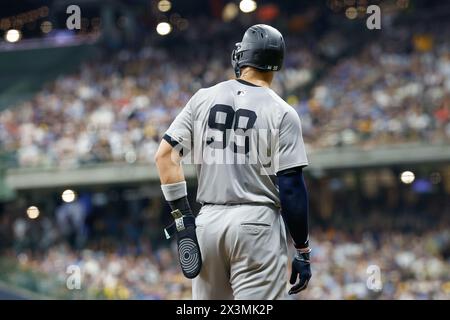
164 197 202 279
167 196 192 216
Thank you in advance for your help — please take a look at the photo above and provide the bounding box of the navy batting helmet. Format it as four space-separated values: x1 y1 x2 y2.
231 24 285 77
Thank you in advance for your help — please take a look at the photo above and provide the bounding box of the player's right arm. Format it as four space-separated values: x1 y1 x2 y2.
276 107 311 294
277 167 311 294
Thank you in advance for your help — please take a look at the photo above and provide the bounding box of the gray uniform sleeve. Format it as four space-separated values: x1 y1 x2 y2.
164 94 196 152
276 108 308 173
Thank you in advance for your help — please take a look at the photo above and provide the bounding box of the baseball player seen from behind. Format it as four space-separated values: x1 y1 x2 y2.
155 24 311 300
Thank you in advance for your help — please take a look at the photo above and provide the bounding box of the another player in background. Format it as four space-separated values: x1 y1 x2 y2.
155 24 311 299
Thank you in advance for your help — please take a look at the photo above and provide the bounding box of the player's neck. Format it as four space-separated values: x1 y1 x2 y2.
239 67 273 88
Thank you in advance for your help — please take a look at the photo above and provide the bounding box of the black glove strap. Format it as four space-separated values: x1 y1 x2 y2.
164 213 196 239
295 247 311 262
295 251 311 263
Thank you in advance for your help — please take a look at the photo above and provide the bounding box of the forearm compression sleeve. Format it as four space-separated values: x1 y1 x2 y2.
277 167 309 249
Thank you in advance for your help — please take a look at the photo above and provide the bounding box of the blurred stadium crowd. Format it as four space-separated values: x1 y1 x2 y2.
0 174 449 299
0 19 319 168
305 23 450 148
1 13 449 168
1 217 449 299
1 1 450 300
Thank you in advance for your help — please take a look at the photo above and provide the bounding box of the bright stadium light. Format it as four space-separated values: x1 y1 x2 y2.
400 171 415 184
62 189 76 203
223 2 239 21
5 29 21 43
345 7 358 19
239 0 257 13
156 22 172 36
26 206 40 219
158 0 172 12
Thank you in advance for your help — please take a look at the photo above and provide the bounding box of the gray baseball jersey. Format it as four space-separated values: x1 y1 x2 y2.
164 79 308 206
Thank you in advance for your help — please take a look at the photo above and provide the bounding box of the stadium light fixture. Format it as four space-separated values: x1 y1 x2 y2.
400 171 415 184
62 189 76 203
5 29 21 43
156 22 172 36
26 206 40 219
239 0 257 13
158 0 172 13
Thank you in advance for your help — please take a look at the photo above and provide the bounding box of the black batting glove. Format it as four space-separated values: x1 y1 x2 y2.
289 248 312 295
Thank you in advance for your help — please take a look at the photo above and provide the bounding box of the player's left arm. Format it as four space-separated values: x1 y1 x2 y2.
156 89 202 213
155 99 192 213
154 94 202 279
155 137 192 218
155 139 185 184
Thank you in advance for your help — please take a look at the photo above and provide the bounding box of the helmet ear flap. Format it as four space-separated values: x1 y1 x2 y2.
231 48 241 78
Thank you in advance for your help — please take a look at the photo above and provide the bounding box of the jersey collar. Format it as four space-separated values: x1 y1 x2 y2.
236 79 261 87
